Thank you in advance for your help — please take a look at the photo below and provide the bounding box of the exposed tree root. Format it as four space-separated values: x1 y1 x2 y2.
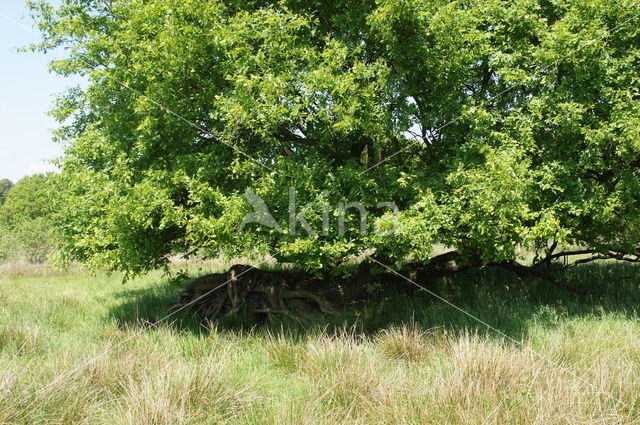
173 251 602 322
172 252 482 322
172 265 341 322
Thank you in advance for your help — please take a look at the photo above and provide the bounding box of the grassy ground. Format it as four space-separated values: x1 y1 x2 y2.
1 261 640 424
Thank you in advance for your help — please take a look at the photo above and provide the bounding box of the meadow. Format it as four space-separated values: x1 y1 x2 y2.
1 261 640 424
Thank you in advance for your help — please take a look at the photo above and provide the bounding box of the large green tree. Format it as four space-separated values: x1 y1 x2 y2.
0 174 59 263
31 0 640 279
0 179 13 205
0 174 58 227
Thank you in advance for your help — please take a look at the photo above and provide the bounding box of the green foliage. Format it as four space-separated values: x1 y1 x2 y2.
2 263 640 423
0 174 60 263
29 0 640 275
0 179 12 205
0 174 58 227
0 218 57 263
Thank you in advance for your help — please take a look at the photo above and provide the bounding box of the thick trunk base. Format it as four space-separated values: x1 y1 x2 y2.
171 253 472 322
172 265 342 322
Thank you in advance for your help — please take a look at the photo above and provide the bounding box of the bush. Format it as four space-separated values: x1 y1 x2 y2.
0 174 61 264
0 179 12 205
0 174 57 228
0 218 57 264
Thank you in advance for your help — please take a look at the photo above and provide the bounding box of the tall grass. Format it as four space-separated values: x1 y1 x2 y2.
0 261 639 423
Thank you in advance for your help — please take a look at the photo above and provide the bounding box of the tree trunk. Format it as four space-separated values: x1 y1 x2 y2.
171 253 478 322
172 265 344 322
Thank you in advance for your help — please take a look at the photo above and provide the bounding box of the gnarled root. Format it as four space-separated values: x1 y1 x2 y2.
174 251 587 323
171 265 339 322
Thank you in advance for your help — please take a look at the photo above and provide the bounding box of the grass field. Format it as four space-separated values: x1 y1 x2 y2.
1 261 640 424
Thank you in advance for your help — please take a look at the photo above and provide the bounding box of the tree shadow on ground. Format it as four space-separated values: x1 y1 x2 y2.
105 274 206 334
104 261 640 340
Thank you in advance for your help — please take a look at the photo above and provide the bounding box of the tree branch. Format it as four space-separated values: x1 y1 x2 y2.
501 261 587 294
565 252 640 268
534 249 597 266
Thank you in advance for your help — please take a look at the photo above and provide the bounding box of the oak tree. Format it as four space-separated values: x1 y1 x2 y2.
29 0 640 315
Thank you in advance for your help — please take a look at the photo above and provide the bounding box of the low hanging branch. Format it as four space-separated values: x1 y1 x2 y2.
500 261 588 295
513 244 640 294
564 252 640 268
535 248 597 266
534 248 640 269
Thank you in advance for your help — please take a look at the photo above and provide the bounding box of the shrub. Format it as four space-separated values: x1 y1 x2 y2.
0 218 57 264
0 174 60 264
0 179 12 205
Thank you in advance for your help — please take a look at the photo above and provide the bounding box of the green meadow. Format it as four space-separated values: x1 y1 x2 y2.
1 261 639 424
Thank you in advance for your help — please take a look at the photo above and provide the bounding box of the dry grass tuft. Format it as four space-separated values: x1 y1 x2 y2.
375 323 439 362
1 266 640 424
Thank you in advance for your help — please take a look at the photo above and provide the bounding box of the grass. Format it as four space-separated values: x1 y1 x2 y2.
0 261 640 424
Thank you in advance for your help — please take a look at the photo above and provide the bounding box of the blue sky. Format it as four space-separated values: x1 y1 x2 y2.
0 0 81 183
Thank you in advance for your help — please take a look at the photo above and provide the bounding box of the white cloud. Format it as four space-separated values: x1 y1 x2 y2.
25 161 59 175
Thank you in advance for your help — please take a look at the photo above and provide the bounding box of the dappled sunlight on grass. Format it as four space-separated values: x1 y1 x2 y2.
0 262 639 423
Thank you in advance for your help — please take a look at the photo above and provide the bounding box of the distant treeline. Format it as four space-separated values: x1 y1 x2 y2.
0 174 59 263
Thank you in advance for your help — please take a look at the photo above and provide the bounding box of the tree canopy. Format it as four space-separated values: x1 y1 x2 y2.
0 174 58 228
30 0 640 276
0 179 13 206
0 174 60 263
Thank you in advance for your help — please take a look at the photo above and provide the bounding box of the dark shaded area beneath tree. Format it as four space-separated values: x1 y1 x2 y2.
106 261 640 341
